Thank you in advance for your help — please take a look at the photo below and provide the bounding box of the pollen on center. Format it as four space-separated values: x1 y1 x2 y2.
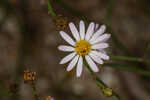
75 40 91 56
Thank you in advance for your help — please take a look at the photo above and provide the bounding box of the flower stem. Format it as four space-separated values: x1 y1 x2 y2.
104 63 150 77
46 0 56 17
84 61 124 100
0 90 10 95
31 82 39 100
110 55 150 67
110 55 143 62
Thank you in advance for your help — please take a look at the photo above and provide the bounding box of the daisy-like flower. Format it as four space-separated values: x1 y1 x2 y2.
58 20 110 77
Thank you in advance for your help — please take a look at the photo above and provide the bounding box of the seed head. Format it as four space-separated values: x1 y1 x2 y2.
24 70 36 84
55 15 68 30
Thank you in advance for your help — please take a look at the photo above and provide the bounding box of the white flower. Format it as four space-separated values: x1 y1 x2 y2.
58 20 110 77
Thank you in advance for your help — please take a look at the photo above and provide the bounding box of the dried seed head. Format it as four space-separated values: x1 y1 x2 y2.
102 87 113 97
55 15 68 30
24 70 36 84
43 96 54 100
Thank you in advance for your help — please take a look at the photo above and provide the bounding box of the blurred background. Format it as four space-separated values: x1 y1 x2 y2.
0 0 150 100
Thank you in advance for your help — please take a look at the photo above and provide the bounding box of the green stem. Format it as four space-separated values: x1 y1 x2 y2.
31 82 39 100
84 61 123 100
104 63 150 77
0 90 10 95
110 56 143 62
46 0 56 17
110 55 150 67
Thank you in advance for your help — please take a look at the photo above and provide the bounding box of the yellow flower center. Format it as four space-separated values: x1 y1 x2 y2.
75 40 91 56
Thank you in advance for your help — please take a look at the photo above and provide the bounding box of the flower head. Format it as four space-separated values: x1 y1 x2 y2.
58 20 110 77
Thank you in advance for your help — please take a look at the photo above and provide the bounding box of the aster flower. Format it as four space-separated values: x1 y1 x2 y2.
58 20 110 77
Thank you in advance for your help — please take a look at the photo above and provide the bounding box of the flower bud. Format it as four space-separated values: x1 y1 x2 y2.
102 87 113 97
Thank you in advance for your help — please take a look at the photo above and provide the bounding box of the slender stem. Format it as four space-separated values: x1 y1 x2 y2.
110 56 143 62
31 82 39 100
0 90 10 95
84 61 123 100
110 55 150 67
104 63 150 77
46 0 56 17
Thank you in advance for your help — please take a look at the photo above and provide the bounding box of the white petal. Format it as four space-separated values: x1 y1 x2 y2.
92 43 109 49
91 51 109 60
60 31 75 46
76 56 83 77
59 52 76 64
79 20 85 40
58 45 75 52
85 22 95 41
90 25 106 42
97 49 107 54
91 34 111 44
85 55 99 72
67 55 79 71
89 52 103 64
69 22 80 41
95 24 99 31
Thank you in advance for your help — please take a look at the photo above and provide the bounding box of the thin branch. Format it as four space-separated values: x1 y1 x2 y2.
31 82 40 100
104 63 150 77
46 0 56 17
84 61 124 100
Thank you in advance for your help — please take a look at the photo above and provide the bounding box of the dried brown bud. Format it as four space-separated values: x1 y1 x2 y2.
54 15 68 30
24 70 36 84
